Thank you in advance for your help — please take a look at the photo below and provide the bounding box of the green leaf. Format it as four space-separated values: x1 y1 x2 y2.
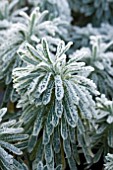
42 38 53 64
42 81 54 105
38 73 52 94
55 99 63 118
55 75 64 101
0 141 22 155
61 115 68 140
28 135 37 153
53 126 60 153
68 157 77 170
45 142 53 163
63 138 71 158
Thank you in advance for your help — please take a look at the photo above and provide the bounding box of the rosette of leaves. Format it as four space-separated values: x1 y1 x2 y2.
12 38 99 169
0 107 29 170
28 0 72 43
68 0 113 26
0 7 59 103
104 153 113 170
90 94 113 165
71 36 113 98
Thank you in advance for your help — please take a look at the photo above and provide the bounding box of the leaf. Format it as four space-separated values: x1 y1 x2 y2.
0 134 28 142
69 126 76 143
55 99 63 118
0 146 13 169
43 128 50 145
55 75 64 101
33 109 44 136
64 95 78 127
52 108 59 127
29 76 40 91
35 139 44 163
38 73 52 94
13 159 28 170
108 128 113 148
28 135 37 153
64 106 76 128
64 80 79 105
56 41 73 58
42 38 53 64
53 127 60 153
63 138 71 158
0 127 23 135
45 142 53 163
21 54 37 65
26 43 47 62
37 10 48 24
42 81 54 105
78 134 92 163
72 143 80 165
68 157 77 170
93 147 103 163
0 108 7 122
0 141 22 155
61 115 68 140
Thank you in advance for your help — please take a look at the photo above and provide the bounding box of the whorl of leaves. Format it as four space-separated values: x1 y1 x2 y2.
0 107 28 170
70 36 113 98
31 0 72 44
13 38 98 169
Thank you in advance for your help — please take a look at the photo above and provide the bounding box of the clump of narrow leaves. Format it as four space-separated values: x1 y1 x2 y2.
13 38 99 169
32 0 72 45
0 107 28 170
104 153 113 170
70 36 113 98
0 7 59 103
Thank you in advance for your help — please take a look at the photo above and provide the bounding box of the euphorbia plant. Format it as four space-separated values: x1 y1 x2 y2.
13 38 99 169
